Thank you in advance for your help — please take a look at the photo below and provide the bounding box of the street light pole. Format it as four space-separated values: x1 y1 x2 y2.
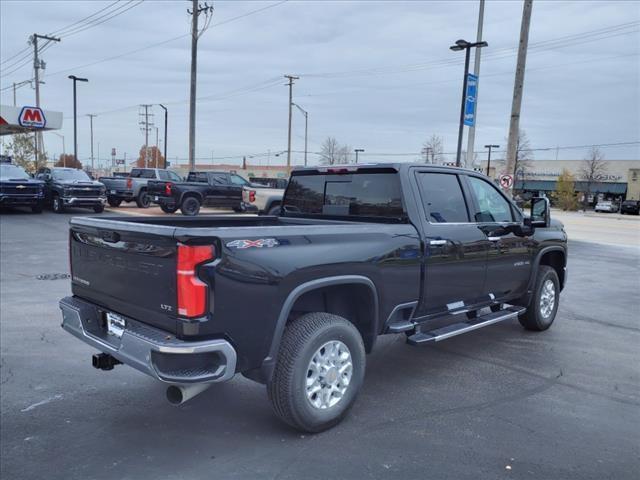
87 114 96 171
484 144 499 177
292 102 308 166
159 104 168 168
450 39 488 167
354 148 364 164
68 75 88 167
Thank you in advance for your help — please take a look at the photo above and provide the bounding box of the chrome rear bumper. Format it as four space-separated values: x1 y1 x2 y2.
59 296 237 384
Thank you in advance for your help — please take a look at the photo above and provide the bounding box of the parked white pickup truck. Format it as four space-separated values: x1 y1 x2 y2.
242 184 285 215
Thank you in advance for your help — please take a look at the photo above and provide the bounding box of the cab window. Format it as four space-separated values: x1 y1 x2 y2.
416 172 469 223
467 176 514 223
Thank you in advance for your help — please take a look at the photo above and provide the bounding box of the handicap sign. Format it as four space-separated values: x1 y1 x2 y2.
463 74 478 127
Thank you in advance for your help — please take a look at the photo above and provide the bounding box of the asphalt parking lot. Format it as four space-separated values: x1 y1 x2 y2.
1 207 639 479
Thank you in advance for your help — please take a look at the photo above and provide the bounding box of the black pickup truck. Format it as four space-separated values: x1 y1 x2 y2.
0 162 45 213
36 167 106 213
59 164 567 432
148 170 252 215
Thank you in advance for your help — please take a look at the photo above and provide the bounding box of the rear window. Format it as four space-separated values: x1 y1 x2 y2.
283 170 405 221
130 169 157 179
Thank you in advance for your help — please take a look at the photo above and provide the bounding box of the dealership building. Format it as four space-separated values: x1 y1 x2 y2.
481 159 640 201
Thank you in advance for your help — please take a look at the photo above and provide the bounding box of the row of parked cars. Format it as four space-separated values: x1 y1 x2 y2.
0 162 285 216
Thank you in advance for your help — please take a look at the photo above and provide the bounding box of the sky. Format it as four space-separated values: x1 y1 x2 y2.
1 0 639 168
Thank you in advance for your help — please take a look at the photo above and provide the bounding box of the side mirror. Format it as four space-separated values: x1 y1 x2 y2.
44 173 52 181
530 197 550 228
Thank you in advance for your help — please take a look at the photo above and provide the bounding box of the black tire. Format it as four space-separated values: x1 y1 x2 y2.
267 312 366 433
107 197 122 207
31 203 43 214
52 194 64 213
267 205 281 216
93 205 104 213
160 204 178 214
232 204 243 213
135 190 150 208
180 196 201 216
519 265 560 331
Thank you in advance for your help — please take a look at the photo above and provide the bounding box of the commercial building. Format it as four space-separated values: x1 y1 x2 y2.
480 159 640 201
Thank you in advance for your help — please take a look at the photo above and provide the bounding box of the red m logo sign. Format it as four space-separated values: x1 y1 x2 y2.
18 106 46 128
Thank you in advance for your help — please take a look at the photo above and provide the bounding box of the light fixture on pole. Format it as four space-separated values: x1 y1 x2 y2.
68 75 88 167
484 144 499 177
354 148 364 164
450 39 488 167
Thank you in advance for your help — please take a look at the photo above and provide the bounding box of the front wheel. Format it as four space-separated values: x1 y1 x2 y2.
107 197 122 207
180 196 201 216
31 203 43 213
267 312 366 433
93 205 104 213
52 195 64 213
135 190 150 208
519 265 560 331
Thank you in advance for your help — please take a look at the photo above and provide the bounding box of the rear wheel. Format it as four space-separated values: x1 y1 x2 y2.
519 265 559 331
52 194 64 213
135 190 150 208
267 204 281 216
180 196 201 216
107 197 122 207
267 312 365 433
160 204 178 214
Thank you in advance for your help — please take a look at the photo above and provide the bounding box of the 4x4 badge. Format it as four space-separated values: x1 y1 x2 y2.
226 238 279 249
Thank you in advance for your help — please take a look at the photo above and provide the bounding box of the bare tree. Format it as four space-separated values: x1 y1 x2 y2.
578 146 607 209
422 134 444 164
320 137 352 165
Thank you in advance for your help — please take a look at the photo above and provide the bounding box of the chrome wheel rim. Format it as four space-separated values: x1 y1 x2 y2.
305 340 352 410
540 279 556 318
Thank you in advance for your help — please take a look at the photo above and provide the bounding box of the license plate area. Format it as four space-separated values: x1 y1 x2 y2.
105 312 126 338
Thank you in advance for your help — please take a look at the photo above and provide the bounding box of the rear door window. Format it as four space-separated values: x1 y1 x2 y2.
416 173 469 223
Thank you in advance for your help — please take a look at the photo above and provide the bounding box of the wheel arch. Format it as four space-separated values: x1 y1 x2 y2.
256 275 379 384
530 246 567 293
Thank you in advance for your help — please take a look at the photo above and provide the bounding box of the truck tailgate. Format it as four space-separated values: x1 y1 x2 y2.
69 218 180 333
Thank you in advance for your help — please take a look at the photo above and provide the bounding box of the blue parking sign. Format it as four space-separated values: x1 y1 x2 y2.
464 74 478 127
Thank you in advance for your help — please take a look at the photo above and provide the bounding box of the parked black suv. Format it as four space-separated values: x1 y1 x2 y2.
36 167 106 213
0 163 45 213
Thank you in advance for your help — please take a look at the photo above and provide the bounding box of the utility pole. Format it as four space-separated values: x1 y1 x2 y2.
465 0 485 167
354 148 364 164
159 104 168 168
87 114 96 171
139 105 153 168
284 75 299 171
504 0 533 196
187 1 214 171
31 33 60 167
484 144 499 176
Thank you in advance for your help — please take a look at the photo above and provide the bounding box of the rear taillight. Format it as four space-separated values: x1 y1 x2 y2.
126 178 132 189
165 182 173 196
249 190 256 203
176 244 215 317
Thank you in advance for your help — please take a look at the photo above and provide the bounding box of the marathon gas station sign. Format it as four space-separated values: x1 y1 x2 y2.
0 104 62 135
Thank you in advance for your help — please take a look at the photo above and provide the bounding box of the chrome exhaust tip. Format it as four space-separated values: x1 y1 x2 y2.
166 383 212 405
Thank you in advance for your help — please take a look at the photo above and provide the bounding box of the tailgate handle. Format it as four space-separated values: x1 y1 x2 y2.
100 231 121 243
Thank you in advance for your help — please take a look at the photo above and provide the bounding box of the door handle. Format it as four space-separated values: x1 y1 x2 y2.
429 239 448 246
487 236 501 242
